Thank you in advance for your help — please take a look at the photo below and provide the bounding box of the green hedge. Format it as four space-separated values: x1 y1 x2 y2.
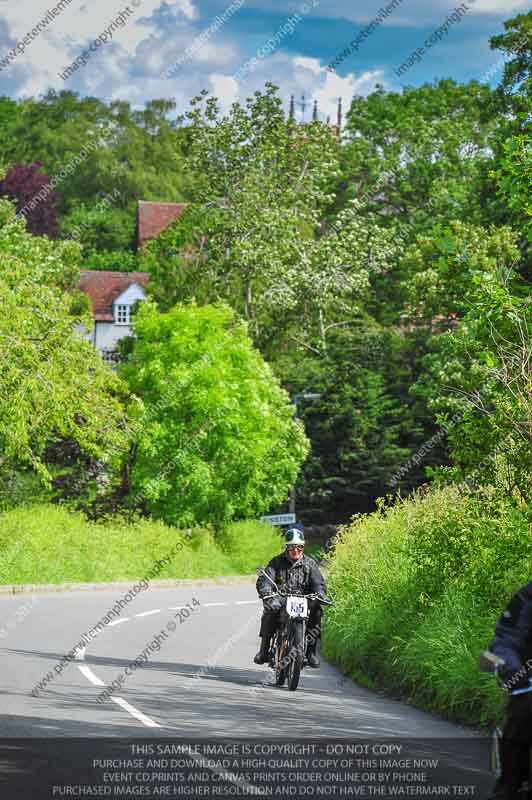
0 505 283 585
323 486 532 727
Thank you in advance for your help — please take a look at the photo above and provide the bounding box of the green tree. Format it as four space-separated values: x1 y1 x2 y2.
490 11 532 106
279 322 421 520
0 200 128 489
339 80 505 250
120 301 309 527
495 134 532 251
148 85 394 356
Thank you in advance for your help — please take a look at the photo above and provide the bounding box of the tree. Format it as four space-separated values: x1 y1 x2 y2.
339 81 505 247
490 11 532 106
0 162 60 237
495 134 532 247
0 199 128 488
148 85 395 356
120 301 309 527
0 91 192 252
279 322 419 520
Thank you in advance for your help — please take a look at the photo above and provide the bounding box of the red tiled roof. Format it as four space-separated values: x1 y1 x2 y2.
79 270 149 321
138 201 186 248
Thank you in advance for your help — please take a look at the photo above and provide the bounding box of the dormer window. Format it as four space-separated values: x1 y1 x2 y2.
115 304 130 325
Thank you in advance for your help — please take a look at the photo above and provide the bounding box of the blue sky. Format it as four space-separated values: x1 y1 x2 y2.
0 0 525 119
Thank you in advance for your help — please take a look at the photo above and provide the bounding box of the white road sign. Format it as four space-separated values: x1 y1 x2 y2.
260 514 296 526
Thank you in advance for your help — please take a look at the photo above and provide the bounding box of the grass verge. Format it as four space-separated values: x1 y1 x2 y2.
0 505 283 585
323 486 532 728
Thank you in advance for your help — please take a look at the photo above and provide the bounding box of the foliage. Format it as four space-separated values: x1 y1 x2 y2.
120 301 309 527
215 520 284 573
400 221 519 323
490 11 532 106
278 323 426 520
147 84 396 355
0 505 281 584
0 199 128 484
0 161 60 237
60 202 136 253
495 133 532 248
0 92 192 253
324 486 532 726
340 80 503 243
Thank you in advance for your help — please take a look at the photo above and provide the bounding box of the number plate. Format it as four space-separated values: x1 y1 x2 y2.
286 596 308 617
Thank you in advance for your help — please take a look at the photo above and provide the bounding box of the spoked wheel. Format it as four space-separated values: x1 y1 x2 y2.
287 623 305 692
273 636 287 686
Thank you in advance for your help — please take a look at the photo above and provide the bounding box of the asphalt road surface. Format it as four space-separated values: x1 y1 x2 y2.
0 580 493 795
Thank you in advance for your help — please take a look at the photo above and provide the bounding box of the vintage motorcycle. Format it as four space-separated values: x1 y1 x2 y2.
257 568 333 691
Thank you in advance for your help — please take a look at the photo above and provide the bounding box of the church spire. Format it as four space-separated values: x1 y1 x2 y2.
336 97 342 133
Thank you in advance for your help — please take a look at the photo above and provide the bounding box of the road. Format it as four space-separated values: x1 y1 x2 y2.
0 580 492 796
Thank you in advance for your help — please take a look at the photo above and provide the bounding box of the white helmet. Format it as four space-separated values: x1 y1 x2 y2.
285 528 305 548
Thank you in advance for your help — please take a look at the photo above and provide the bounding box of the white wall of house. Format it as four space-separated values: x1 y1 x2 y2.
93 321 134 350
79 282 147 360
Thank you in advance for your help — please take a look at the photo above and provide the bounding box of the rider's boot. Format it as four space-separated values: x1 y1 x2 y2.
254 636 271 665
306 640 320 668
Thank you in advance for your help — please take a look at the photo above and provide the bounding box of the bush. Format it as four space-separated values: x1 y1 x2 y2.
324 487 532 726
216 521 284 573
0 505 280 585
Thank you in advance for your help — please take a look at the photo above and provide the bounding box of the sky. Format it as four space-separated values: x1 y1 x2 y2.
0 0 526 120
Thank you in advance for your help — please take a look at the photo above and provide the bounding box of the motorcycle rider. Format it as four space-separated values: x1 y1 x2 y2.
487 580 532 800
254 528 328 669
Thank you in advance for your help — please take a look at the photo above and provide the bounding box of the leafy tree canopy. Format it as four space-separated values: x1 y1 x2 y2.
0 199 128 483
120 301 309 528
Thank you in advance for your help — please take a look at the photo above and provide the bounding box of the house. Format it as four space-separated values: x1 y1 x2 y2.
137 200 186 248
78 270 149 363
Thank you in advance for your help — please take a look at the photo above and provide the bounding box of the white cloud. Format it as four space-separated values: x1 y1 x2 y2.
209 73 239 109
0 0 197 96
292 55 385 122
293 56 321 76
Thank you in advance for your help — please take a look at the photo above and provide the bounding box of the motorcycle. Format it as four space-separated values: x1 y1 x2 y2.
257 568 333 692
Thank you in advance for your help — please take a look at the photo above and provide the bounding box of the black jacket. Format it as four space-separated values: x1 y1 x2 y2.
256 552 326 599
490 582 532 678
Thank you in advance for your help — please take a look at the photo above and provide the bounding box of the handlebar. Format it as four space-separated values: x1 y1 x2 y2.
256 568 333 605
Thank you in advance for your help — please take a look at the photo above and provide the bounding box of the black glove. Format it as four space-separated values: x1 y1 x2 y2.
263 595 283 613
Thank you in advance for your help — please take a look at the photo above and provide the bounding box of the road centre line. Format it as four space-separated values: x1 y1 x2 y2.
135 609 161 617
200 602 227 607
107 618 130 626
111 696 161 728
78 665 106 687
235 600 259 604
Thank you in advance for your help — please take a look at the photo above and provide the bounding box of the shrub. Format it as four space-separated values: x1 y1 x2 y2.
0 505 280 585
324 487 532 726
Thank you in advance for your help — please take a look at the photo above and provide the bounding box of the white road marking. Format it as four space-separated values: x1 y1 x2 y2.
112 696 161 728
168 606 187 610
107 618 130 627
235 600 259 605
135 609 161 618
78 665 106 687
201 602 227 607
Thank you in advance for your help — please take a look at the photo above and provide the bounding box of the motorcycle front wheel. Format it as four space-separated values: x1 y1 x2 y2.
274 635 287 686
287 622 305 691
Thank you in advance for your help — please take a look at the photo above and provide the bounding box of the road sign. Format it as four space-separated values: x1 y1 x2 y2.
260 513 296 526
